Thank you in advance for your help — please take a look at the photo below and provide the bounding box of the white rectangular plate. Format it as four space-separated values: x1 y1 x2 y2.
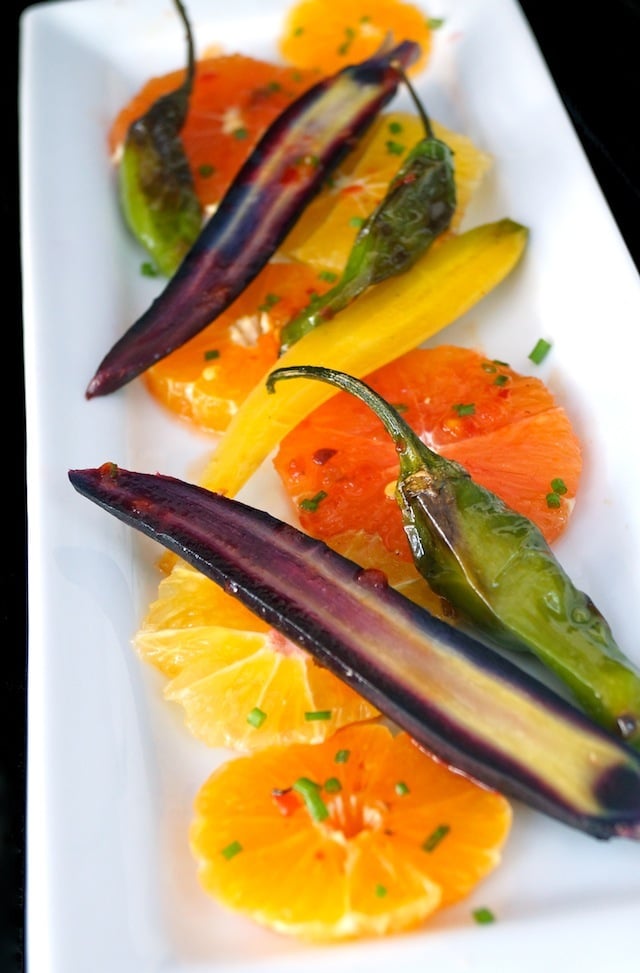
19 1 640 971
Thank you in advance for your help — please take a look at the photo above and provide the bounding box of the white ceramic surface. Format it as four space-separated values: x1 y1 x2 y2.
19 1 640 971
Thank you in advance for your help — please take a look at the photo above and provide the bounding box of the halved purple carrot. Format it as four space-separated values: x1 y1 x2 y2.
68 463 640 841
86 41 419 399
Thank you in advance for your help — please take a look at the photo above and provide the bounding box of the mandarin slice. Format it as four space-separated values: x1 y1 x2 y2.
190 723 512 941
136 560 377 750
281 111 493 273
278 0 434 76
273 344 582 555
143 260 334 432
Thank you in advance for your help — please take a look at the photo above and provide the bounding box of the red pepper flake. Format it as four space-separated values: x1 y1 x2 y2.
271 787 302 817
312 447 337 465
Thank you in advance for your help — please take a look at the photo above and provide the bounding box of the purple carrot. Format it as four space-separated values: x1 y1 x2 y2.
68 463 640 841
86 41 419 399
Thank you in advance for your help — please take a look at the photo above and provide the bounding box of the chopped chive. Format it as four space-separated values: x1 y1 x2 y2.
198 163 215 177
385 139 406 156
453 403 475 416
349 216 366 229
221 840 243 860
392 402 409 414
204 348 220 361
337 26 356 56
304 709 332 721
494 373 509 386
528 338 552 364
546 492 562 509
246 706 267 728
318 270 339 283
233 127 249 140
428 17 445 29
395 781 410 796
258 293 281 312
323 777 342 793
473 906 496 924
334 748 351 764
551 477 568 495
375 884 388 898
293 26 304 36
422 823 450 852
293 777 329 822
300 490 328 512
141 261 159 277
493 358 510 366
481 362 497 373
266 80 281 92
388 120 403 134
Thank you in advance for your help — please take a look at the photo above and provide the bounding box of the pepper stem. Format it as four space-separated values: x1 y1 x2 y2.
391 59 433 140
266 364 429 476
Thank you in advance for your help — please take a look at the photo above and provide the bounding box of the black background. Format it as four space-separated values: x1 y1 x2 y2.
5 1 640 969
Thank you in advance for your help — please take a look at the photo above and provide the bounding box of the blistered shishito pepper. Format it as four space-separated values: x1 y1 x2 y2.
266 364 640 749
279 69 456 353
118 0 203 278
86 40 420 399
68 463 640 840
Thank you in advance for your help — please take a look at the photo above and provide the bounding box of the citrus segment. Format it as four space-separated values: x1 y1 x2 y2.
190 723 512 941
278 0 434 77
282 112 493 273
161 632 376 751
143 260 334 432
327 529 446 616
135 561 377 750
273 345 582 558
109 55 320 209
139 559 269 646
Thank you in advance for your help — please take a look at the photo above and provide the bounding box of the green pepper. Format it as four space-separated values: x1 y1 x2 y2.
266 364 640 749
278 68 456 354
118 0 202 278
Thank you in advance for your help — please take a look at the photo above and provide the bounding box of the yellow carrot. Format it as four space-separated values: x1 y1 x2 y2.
200 218 529 497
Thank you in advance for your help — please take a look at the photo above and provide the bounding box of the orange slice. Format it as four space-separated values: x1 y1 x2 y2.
143 260 334 432
278 0 435 76
273 344 583 555
190 723 512 941
135 560 377 750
